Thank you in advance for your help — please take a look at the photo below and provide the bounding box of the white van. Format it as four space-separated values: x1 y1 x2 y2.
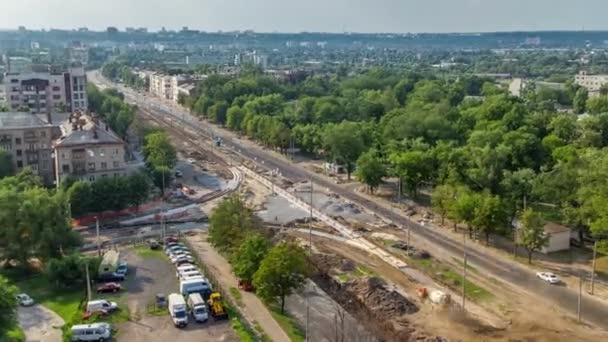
168 293 188 328
180 279 212 299
86 300 118 313
176 265 197 277
187 293 209 323
70 323 111 341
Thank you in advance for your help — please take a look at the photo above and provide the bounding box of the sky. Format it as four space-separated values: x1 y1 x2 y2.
3 0 608 33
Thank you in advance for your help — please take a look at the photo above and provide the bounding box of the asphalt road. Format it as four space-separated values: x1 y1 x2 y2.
91 72 608 330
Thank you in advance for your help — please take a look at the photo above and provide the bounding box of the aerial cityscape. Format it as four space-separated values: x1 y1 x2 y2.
2 1 608 342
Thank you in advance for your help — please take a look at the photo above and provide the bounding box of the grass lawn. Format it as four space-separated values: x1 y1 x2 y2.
134 246 166 259
407 257 493 302
229 287 243 306
268 304 306 342
225 306 257 342
8 274 85 322
336 265 376 282
6 326 26 342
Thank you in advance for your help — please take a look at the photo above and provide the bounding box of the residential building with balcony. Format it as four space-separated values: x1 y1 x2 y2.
3 66 88 114
54 113 126 187
0 112 55 184
149 73 174 100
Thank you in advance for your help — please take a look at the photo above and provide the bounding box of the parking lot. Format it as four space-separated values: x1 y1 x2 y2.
107 244 237 341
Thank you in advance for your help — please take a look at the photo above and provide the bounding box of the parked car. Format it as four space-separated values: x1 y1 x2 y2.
165 237 179 244
116 262 128 276
98 272 125 282
175 258 195 266
16 293 34 306
536 272 560 284
148 240 161 250
165 246 187 254
170 252 193 261
175 170 183 178
70 323 111 341
156 293 167 308
187 158 196 164
96 282 122 294
238 280 255 292
86 300 118 313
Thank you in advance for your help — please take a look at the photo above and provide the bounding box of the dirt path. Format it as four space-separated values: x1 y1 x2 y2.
18 305 64 342
186 234 291 342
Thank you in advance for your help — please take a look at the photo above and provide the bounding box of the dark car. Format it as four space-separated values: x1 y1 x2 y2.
98 272 125 282
96 282 121 294
165 237 179 244
148 240 161 250
175 258 195 266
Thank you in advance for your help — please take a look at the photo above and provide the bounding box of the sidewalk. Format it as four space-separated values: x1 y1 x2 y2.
186 234 290 342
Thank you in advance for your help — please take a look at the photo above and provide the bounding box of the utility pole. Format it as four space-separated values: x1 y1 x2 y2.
462 232 467 311
591 241 598 295
95 216 101 257
85 261 92 302
306 179 313 342
578 274 582 322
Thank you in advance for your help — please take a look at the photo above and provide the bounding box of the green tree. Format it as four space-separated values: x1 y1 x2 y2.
355 149 386 193
518 209 548 264
46 253 99 289
253 242 308 314
0 151 14 179
143 131 177 170
431 184 456 225
0 275 18 339
472 193 507 245
573 87 588 114
389 150 433 198
127 171 151 210
587 96 608 114
209 195 261 253
67 181 93 217
449 189 480 236
323 121 367 180
231 234 271 283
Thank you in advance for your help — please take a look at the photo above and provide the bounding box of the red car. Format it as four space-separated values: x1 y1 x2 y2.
96 282 122 294
238 279 255 292
165 237 179 244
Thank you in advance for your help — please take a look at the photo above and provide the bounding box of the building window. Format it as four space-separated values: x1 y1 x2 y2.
52 95 61 100
52 86 60 91
17 161 23 168
113 161 120 168
100 149 105 157
62 164 69 173
15 138 21 145
11 79 18 83
89 175 95 182
87 162 95 171
101 162 107 170
101 174 108 178
42 160 49 170
40 131 46 138
16 149 22 157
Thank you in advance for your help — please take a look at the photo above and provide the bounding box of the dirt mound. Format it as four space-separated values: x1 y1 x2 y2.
312 272 443 342
345 277 418 316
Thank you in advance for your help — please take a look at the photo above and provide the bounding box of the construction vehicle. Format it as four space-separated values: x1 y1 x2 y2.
207 292 228 320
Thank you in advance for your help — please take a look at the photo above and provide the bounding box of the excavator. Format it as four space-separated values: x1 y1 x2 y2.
207 292 228 320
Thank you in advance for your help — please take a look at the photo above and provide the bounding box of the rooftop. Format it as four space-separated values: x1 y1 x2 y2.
0 112 51 129
55 113 124 147
544 222 570 234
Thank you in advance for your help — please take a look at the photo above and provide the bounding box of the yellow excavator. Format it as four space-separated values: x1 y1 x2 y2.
207 292 228 320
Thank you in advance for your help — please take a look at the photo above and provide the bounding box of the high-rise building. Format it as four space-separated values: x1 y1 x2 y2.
3 66 88 113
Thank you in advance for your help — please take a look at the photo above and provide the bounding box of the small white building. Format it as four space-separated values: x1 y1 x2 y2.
541 222 571 253
575 71 608 97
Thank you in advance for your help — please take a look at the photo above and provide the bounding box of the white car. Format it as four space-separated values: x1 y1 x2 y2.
16 293 34 306
536 272 560 284
187 158 196 164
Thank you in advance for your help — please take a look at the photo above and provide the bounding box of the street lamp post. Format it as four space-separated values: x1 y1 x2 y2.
95 216 101 257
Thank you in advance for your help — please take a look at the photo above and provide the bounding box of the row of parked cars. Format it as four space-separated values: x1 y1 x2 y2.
164 237 227 328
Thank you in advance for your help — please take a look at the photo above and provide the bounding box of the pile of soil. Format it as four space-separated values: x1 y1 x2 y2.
312 272 444 342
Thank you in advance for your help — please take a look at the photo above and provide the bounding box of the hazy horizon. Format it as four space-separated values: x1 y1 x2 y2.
3 0 608 34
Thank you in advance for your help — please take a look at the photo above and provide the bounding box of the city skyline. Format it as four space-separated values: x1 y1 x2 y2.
3 0 608 34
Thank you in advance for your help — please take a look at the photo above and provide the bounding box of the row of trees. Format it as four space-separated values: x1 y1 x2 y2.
87 84 136 137
117 62 608 246
208 196 308 313
0 169 82 267
66 171 151 217
102 61 149 90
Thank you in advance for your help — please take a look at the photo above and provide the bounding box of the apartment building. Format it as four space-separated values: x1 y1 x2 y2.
0 112 55 184
149 73 173 100
3 66 88 114
575 71 608 96
69 43 89 66
54 113 126 187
